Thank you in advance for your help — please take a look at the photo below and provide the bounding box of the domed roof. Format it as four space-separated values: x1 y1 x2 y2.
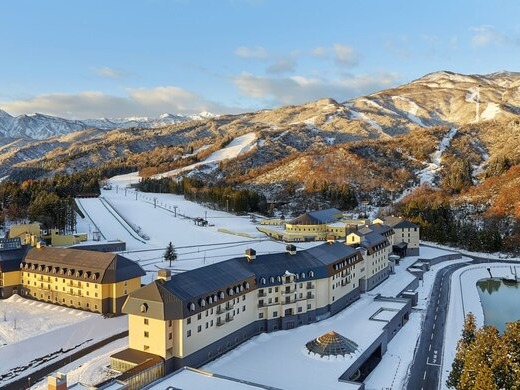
305 331 358 357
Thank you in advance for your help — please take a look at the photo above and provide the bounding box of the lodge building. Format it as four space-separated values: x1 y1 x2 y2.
0 238 145 315
112 234 397 380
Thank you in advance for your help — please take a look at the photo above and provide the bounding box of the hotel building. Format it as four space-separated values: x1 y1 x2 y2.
112 235 395 379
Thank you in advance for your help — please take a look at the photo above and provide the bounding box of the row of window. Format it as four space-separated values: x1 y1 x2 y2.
23 281 103 297
21 263 101 280
187 282 250 312
258 271 315 286
22 273 100 288
26 291 99 310
187 305 247 337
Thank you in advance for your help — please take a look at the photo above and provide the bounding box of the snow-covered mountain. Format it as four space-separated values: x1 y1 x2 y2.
0 110 218 140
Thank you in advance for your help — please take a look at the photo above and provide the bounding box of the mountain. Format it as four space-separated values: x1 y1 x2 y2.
2 71 520 212
0 110 218 140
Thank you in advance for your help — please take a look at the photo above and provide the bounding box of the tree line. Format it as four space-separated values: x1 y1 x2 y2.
448 313 520 389
393 186 506 253
137 176 269 214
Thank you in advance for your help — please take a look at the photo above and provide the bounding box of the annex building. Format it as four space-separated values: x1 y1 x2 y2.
111 231 404 384
0 239 145 315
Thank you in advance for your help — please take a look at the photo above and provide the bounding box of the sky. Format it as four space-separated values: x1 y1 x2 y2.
0 0 519 119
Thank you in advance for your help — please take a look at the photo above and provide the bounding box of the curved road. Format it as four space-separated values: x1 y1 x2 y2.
406 261 469 390
406 247 518 390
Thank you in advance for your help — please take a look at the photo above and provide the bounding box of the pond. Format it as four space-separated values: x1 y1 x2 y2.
477 277 520 333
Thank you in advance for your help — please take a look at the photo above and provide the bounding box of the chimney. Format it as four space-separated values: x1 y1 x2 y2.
157 269 171 282
47 372 67 390
245 248 256 262
286 244 296 255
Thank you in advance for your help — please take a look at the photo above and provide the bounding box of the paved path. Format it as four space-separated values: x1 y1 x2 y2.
406 262 469 390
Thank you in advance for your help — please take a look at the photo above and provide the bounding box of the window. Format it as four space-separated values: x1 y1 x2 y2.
242 305 246 312
197 313 202 320
242 295 245 301
169 332 172 340
168 320 172 327
268 287 272 293
144 345 149 351
197 325 202 333
206 322 209 329
273 311 278 317
187 318 191 325
144 318 149 325
210 320 213 326
187 330 191 337
307 304 311 310
259 313 264 319
298 307 302 313
144 331 149 338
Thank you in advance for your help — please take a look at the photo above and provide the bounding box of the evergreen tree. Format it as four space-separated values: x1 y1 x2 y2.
163 242 177 267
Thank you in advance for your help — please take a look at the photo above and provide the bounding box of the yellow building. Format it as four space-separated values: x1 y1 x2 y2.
19 246 145 314
373 217 420 256
8 223 42 246
113 242 364 379
258 208 369 242
0 238 30 298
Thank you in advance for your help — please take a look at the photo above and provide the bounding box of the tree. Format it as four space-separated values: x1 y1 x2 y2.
164 242 177 267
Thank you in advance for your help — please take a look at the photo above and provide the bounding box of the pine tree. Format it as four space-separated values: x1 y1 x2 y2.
447 313 477 388
163 242 177 267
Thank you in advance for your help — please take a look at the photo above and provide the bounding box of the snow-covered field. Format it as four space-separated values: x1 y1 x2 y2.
0 296 127 387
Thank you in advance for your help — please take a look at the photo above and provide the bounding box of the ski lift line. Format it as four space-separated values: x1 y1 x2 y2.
173 249 289 262
122 238 271 254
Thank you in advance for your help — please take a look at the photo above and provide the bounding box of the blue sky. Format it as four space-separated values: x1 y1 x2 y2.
0 0 519 118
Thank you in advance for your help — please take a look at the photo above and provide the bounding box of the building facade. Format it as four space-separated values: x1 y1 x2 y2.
374 217 420 256
0 238 31 298
18 246 145 314
114 240 391 377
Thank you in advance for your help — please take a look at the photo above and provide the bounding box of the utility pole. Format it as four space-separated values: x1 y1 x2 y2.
173 205 178 217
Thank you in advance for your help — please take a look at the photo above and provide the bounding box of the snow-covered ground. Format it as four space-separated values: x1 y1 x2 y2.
417 127 457 186
0 296 127 387
151 132 258 179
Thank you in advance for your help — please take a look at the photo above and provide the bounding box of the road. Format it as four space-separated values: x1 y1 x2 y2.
406 246 519 390
406 261 470 390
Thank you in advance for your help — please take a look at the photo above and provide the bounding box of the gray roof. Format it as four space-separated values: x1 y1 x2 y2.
0 245 31 272
289 208 342 225
23 247 145 283
124 242 362 320
382 217 418 229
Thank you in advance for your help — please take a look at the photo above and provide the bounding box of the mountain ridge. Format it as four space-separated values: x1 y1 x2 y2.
0 109 218 140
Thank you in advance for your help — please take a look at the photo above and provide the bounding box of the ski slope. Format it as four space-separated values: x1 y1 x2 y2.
76 198 148 251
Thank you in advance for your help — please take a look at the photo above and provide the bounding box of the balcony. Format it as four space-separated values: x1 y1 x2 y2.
216 318 224 327
306 283 315 289
306 293 315 300
281 288 296 295
258 291 267 298
225 314 234 323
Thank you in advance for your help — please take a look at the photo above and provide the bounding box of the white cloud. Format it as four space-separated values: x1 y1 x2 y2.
234 72 399 106
333 44 358 66
0 87 243 119
95 66 126 79
266 57 297 74
470 25 505 47
311 46 328 58
310 44 358 67
234 46 269 59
